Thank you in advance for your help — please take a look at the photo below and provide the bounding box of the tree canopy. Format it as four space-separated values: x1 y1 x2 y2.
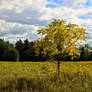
34 19 87 60
0 39 19 61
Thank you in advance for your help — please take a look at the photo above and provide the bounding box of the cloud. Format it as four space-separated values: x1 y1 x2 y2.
62 0 87 8
0 19 39 43
0 0 92 45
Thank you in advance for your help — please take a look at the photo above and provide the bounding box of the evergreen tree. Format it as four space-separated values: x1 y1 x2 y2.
0 39 19 61
79 46 85 61
15 40 24 61
79 44 91 61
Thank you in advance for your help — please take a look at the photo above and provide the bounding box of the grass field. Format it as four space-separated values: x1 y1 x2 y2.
0 61 92 92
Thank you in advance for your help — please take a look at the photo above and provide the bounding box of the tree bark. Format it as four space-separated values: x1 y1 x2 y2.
58 60 60 75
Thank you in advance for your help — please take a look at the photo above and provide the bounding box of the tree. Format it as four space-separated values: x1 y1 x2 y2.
23 40 36 61
15 40 24 61
84 44 91 61
34 19 87 74
79 44 91 61
15 39 37 61
33 39 50 61
0 39 19 61
28 41 37 61
79 46 85 61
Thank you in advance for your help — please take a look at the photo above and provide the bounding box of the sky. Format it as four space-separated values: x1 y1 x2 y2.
0 0 92 45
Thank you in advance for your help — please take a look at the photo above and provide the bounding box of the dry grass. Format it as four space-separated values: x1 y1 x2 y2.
0 61 92 92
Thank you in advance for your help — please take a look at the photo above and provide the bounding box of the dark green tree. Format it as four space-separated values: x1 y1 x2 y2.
79 44 91 61
0 39 19 61
15 40 24 61
79 46 85 61
23 40 36 61
15 39 37 61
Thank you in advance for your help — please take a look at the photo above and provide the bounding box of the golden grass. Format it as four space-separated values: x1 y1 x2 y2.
0 61 92 92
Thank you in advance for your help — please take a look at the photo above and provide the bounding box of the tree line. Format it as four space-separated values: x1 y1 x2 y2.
0 19 90 62
0 38 92 61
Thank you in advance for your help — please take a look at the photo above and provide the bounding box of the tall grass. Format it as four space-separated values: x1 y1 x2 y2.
0 61 92 92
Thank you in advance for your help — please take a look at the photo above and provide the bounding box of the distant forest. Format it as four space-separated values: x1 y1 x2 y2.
0 38 92 62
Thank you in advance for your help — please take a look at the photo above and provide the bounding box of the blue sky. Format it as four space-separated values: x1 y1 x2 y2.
0 0 92 45
46 0 63 8
84 0 92 7
47 0 63 4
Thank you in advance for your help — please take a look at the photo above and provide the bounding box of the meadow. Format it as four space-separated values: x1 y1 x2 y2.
0 61 92 92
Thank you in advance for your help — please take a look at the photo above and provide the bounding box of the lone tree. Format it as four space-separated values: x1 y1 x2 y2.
34 19 87 74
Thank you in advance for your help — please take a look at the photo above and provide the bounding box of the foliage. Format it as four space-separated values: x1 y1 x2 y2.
34 19 87 61
1 39 92 62
15 40 24 61
15 39 36 61
79 44 92 61
0 39 19 61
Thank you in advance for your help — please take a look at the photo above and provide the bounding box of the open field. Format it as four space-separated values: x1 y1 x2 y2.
0 61 92 92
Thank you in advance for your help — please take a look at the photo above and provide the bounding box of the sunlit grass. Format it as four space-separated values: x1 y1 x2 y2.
0 61 92 92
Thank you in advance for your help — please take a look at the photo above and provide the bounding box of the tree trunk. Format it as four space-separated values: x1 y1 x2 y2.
58 60 60 75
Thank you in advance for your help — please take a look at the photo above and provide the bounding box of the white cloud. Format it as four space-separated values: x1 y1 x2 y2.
0 19 39 43
62 0 87 8
0 0 92 45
